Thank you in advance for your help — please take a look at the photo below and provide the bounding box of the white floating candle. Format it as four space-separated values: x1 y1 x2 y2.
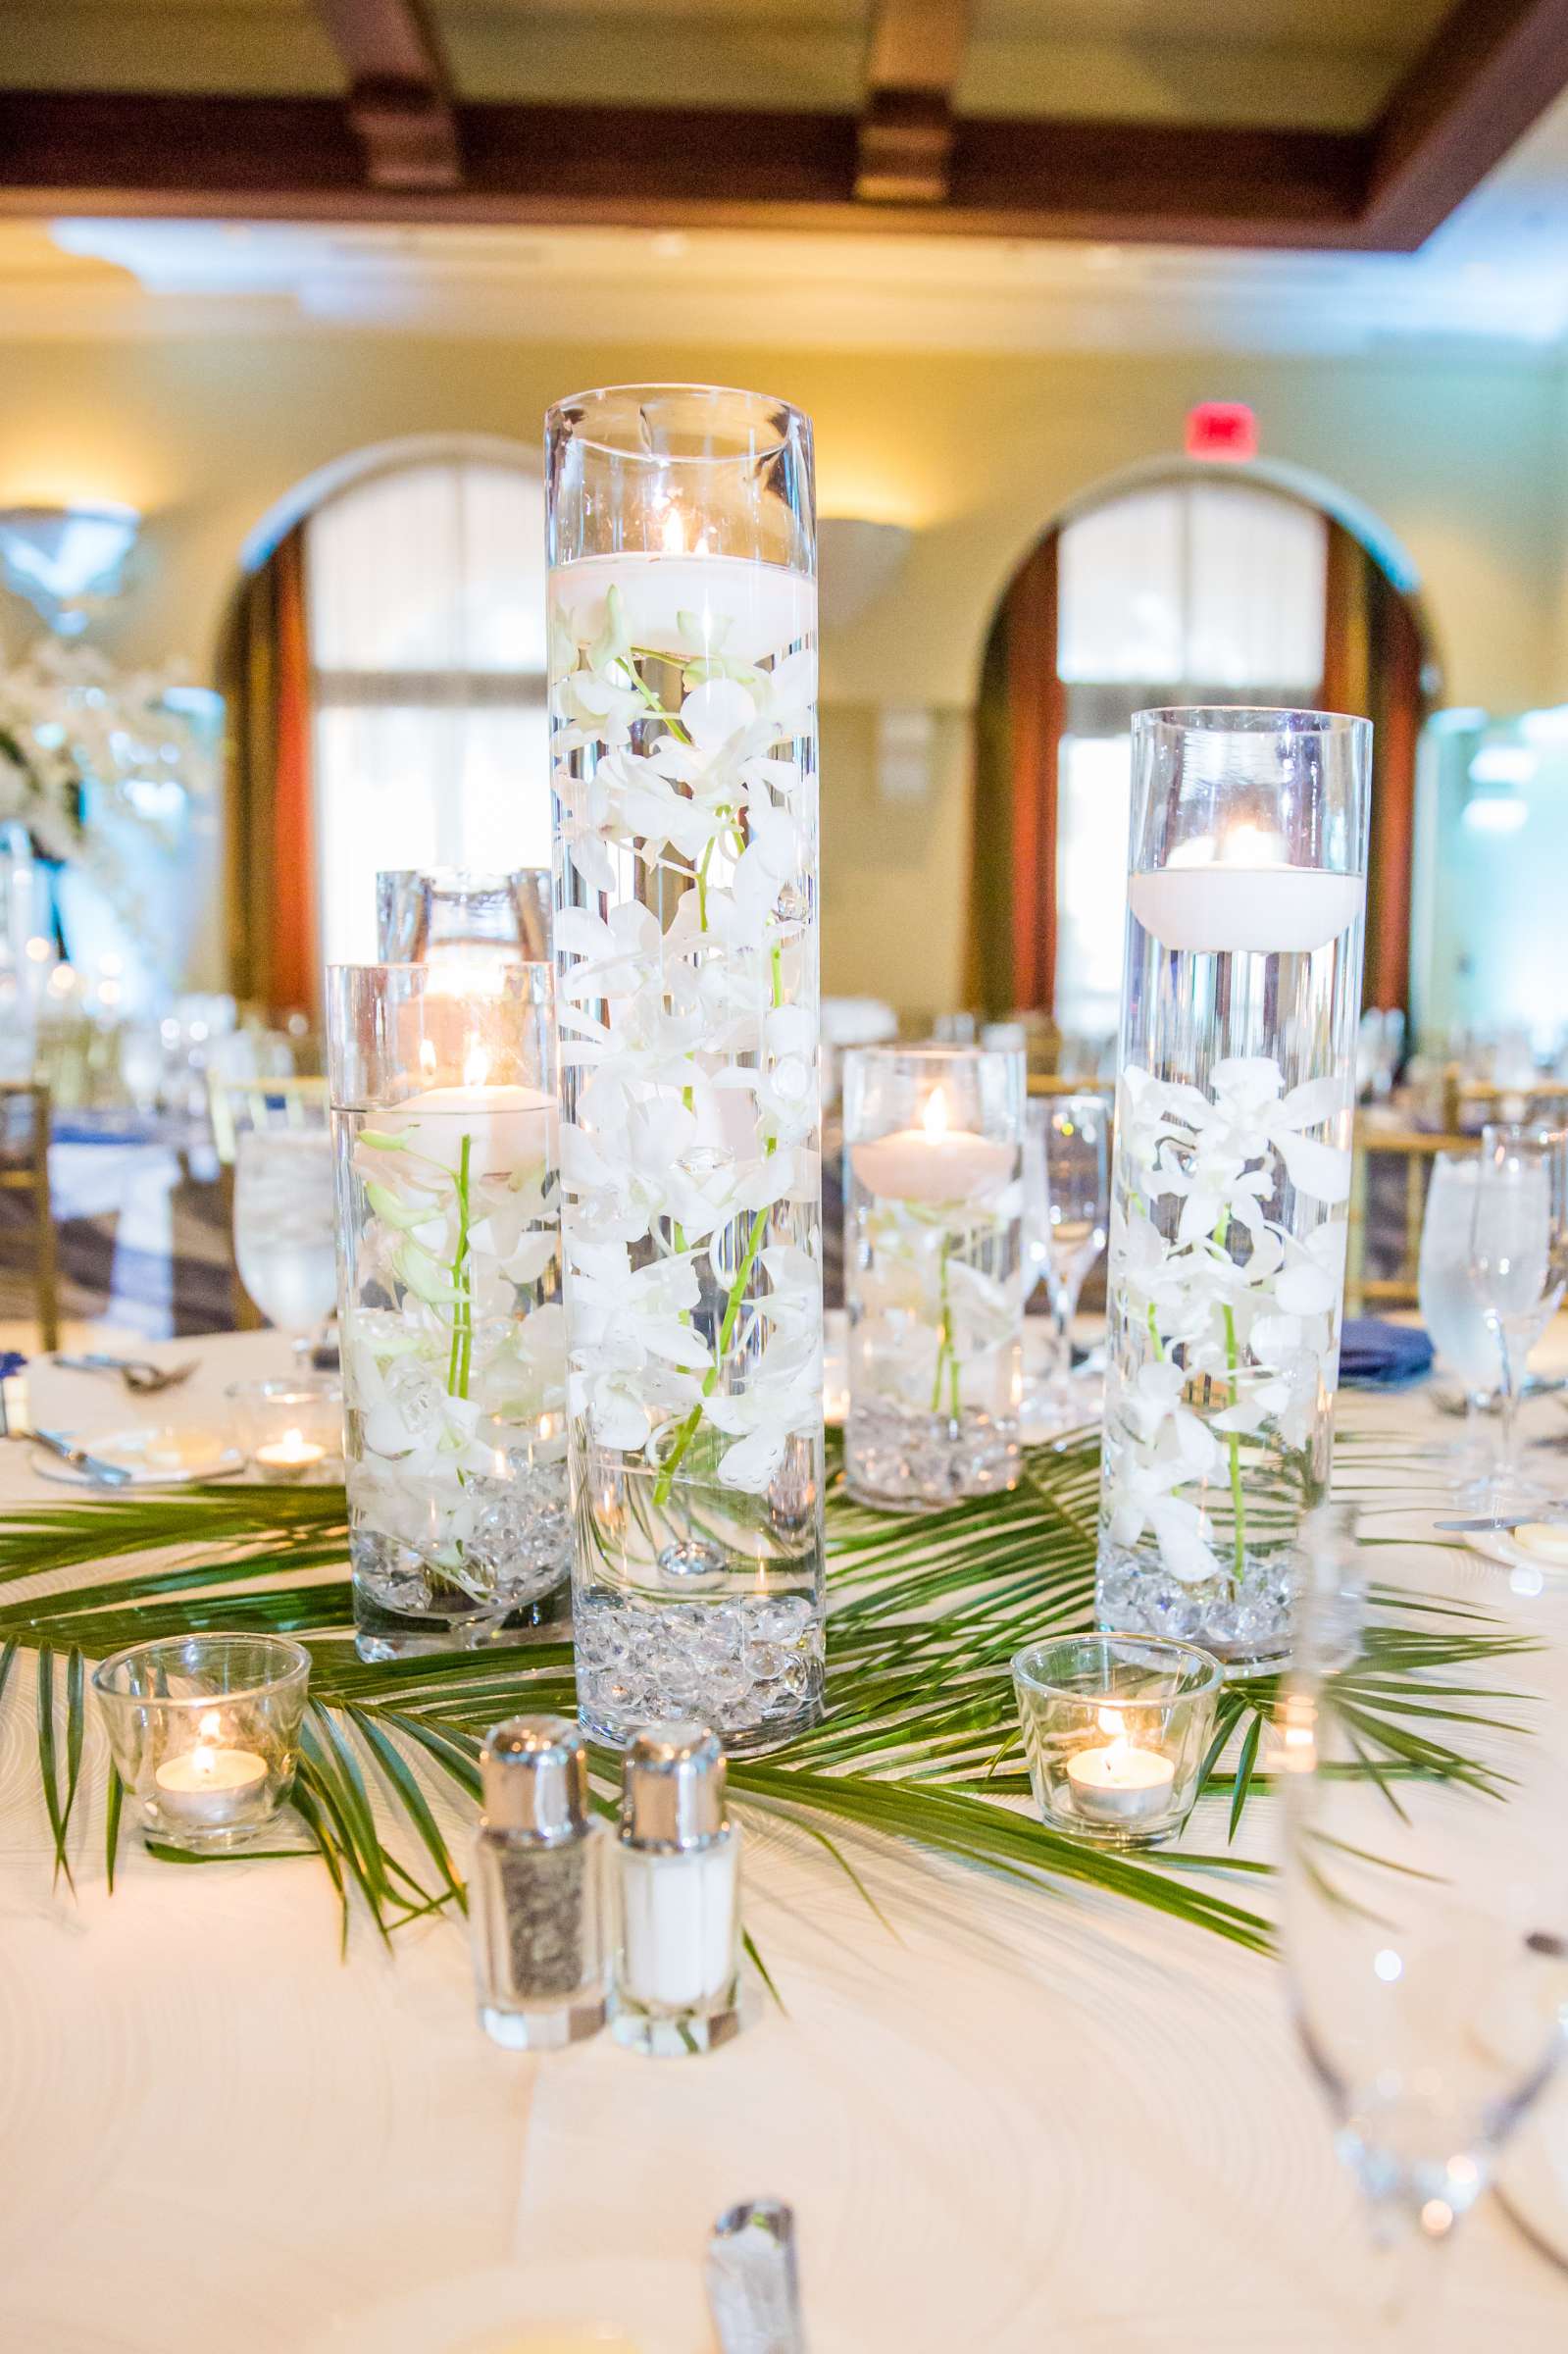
385 1046 554 1179
1066 1708 1176 1825
155 1734 269 1829
849 1087 1013 1206
551 551 816 665
1130 864 1365 956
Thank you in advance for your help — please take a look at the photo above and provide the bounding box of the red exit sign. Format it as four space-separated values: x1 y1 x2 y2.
1186 401 1258 461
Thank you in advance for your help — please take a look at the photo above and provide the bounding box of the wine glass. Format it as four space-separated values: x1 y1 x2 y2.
232 1128 337 1363
1466 1122 1568 1518
1418 1151 1500 1481
1284 1605 1568 2317
1021 1093 1109 1420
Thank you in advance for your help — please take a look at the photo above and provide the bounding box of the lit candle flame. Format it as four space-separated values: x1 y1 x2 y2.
923 1089 949 1142
464 1042 490 1090
661 503 685 556
191 1745 216 1782
198 1710 222 1740
1220 821 1287 867
1095 1705 1124 1739
418 1039 437 1081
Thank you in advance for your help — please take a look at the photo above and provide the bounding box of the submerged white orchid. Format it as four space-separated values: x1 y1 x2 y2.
1102 1051 1350 1595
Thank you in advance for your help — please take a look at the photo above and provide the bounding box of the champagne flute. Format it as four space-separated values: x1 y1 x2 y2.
1467 1122 1568 1519
1022 1093 1109 1418
1417 1151 1499 1481
1283 1599 1568 2320
233 1128 338 1363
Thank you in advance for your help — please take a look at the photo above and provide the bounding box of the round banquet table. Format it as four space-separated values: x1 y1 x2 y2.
1 1329 1566 2352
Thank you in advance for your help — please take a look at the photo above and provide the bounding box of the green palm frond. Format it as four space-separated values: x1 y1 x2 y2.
0 1431 1536 1963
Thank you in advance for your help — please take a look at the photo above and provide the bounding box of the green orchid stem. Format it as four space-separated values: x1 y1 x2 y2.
932 1229 962 1422
1221 1301 1245 1585
653 1201 770 1506
652 930 787 1508
446 1132 474 1404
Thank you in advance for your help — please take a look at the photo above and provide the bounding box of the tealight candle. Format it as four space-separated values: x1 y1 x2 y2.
155 1719 269 1830
1066 1708 1177 1825
254 1426 327 1473
849 1087 1014 1205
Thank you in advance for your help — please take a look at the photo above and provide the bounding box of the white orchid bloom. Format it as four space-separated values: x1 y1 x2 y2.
1123 1358 1221 1473
1106 1430 1220 1586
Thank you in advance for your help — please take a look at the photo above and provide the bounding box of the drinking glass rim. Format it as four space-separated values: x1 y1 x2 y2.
91 1631 312 1708
1011 1630 1224 1703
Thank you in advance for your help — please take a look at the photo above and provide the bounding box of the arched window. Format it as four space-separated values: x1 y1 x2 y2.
970 468 1430 1045
226 439 547 1005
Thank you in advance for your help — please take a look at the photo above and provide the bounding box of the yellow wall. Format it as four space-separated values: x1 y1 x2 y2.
0 329 1561 1007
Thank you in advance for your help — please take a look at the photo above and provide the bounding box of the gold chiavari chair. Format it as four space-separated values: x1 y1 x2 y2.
207 1072 329 1329
0 1080 59 1350
1026 1073 1115 1100
1440 1067 1568 1134
1345 1120 1473 1315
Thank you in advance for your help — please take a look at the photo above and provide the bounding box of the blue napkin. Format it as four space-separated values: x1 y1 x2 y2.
1338 1318 1434 1389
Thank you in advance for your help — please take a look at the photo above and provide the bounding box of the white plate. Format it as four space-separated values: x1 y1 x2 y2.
1461 1523 1568 1581
29 1424 243 1488
302 2255 854 2354
1499 2077 1568 2274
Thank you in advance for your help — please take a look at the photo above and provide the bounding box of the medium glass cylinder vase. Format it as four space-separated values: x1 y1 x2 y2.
546 383 825 1753
378 867 552 968
328 960 570 1658
843 1043 1025 1508
1097 707 1371 1669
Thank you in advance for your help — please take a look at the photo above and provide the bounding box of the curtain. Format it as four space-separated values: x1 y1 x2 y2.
1321 520 1427 1012
223 525 317 1014
966 532 1063 1018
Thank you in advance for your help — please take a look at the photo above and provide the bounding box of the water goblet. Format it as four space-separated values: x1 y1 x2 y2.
1283 1601 1568 2319
233 1127 338 1364
1466 1122 1568 1519
1021 1092 1109 1423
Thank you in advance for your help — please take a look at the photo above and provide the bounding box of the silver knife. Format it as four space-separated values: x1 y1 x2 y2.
1434 1514 1568 1535
706 2199 806 2354
31 1428 136 1487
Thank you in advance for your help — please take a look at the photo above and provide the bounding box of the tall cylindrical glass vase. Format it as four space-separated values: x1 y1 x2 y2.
329 961 570 1658
1097 707 1371 1669
546 384 825 1753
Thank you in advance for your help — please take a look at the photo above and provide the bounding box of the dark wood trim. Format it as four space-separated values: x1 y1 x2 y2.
0 92 1371 244
5 0 1568 250
857 0 974 204
312 0 461 188
1363 0 1568 247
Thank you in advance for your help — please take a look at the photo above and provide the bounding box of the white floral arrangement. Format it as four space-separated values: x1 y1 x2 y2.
342 1118 569 1605
1102 1052 1351 1591
854 1196 1020 1419
549 575 823 1525
0 636 212 936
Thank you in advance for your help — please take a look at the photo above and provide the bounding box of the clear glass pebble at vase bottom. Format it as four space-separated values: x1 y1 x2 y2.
1098 707 1371 1670
328 960 570 1659
843 1044 1025 1508
547 384 826 1753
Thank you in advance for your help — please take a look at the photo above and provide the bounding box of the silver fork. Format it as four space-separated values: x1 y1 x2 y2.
55 1353 199 1396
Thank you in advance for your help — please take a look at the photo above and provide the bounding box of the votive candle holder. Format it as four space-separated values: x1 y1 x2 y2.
92 1632 311 1853
1011 1632 1221 1848
226 1374 342 1481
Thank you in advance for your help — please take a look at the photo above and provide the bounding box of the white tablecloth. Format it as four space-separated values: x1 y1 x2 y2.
0 1334 1565 2352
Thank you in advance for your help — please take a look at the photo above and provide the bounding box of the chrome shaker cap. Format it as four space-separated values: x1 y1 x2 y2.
620 1721 728 1851
480 1714 592 1840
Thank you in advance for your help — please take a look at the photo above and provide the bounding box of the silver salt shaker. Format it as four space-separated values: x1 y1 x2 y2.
470 1714 609 2050
612 1721 742 2058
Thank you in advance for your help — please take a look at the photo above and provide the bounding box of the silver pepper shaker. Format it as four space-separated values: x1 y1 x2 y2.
470 1714 609 2051
612 1721 742 2057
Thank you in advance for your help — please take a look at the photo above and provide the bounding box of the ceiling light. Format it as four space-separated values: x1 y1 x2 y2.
1467 743 1536 788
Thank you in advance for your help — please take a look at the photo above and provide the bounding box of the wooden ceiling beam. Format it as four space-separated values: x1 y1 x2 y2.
312 0 461 189
857 0 975 205
0 92 1373 246
1364 0 1568 247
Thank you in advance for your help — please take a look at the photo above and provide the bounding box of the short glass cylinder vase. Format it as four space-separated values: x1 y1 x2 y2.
92 1632 311 1854
1011 1632 1221 1850
546 383 825 1754
328 960 570 1658
1097 707 1371 1670
225 1373 342 1480
843 1044 1025 1509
